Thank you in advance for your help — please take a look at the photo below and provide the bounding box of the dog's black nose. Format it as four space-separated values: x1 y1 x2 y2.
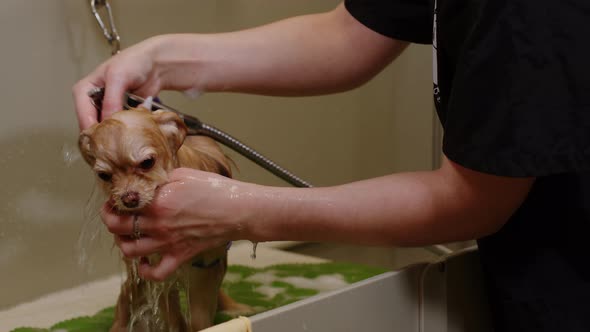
121 191 140 208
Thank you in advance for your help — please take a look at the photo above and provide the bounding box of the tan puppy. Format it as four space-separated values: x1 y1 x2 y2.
79 107 242 331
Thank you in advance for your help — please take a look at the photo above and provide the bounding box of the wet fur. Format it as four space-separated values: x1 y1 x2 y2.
79 108 246 331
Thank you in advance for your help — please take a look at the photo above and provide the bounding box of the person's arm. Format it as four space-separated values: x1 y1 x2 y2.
243 156 534 246
156 3 406 96
103 155 534 280
73 2 406 130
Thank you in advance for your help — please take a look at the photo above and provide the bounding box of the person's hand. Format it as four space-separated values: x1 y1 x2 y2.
72 38 166 131
100 168 255 281
73 35 206 131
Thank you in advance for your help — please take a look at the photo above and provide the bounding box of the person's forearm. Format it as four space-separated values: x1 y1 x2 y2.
242 158 533 246
149 3 405 96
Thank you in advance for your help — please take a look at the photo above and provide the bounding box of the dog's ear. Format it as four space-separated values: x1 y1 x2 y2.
78 126 96 165
152 110 187 152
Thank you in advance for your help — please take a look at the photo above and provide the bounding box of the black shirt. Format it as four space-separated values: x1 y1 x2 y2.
345 0 590 330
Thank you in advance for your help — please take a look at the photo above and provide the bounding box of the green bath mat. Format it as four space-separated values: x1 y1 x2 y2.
11 262 387 332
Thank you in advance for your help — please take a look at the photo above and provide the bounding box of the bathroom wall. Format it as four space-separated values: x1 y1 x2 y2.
0 0 433 309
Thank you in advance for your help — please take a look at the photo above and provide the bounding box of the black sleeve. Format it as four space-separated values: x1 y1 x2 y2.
344 0 433 44
442 0 590 177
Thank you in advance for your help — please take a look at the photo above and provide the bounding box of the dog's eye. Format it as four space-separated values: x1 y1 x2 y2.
97 172 112 182
139 157 155 170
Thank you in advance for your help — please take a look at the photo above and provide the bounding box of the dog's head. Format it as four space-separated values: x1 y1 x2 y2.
78 107 228 212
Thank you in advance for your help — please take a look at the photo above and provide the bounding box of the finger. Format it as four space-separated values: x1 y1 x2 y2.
116 236 165 258
100 204 134 235
168 167 205 182
101 75 127 120
72 63 110 130
139 254 179 282
72 80 102 131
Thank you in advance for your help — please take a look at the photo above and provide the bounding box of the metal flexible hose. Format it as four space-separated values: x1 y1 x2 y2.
195 123 312 188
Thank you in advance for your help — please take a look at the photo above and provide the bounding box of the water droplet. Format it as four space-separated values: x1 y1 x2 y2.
61 143 81 167
251 242 258 259
183 88 203 100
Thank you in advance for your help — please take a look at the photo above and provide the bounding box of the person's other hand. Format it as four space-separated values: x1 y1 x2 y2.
101 168 255 281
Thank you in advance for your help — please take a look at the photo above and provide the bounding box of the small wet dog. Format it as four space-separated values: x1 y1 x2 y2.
78 104 243 331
